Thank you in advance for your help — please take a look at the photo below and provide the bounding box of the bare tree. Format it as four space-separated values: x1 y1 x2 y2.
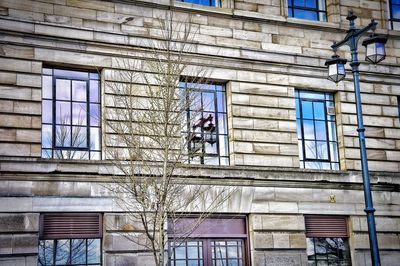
103 12 235 266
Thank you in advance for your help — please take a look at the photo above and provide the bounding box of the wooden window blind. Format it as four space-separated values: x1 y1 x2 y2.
305 215 348 237
40 213 102 239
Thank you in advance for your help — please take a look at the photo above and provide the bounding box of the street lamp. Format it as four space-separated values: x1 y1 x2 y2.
325 11 388 266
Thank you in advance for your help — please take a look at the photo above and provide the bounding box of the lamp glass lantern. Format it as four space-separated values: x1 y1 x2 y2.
325 55 347 83
362 35 388 64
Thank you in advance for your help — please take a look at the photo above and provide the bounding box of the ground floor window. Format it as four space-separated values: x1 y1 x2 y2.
168 217 248 266
38 213 102 266
38 239 101 266
305 215 351 265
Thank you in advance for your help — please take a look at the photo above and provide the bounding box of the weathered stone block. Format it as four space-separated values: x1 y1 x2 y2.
66 0 114 12
0 235 12 254
54 4 96 20
253 232 273 249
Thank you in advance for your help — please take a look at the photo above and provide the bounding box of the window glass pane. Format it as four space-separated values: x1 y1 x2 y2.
316 141 328 160
298 140 303 160
304 140 316 159
330 142 339 162
87 239 101 263
175 246 186 259
295 98 300 118
183 81 228 165
300 91 324 100
219 157 229 165
56 79 71 100
305 0 316 8
54 69 88 79
296 119 303 139
55 102 71 125
188 260 201 266
54 239 70 265
315 121 327 140
328 121 337 141
303 120 315 139
217 91 226 112
42 68 101 160
42 100 53 124
293 0 304 6
90 72 100 79
72 80 87 101
72 126 87 148
90 151 101 160
294 9 318 20
227 246 238 257
71 150 89 160
90 104 100 126
42 68 52 75
72 103 87 126
313 102 325 120
301 101 313 119
202 92 215 112
38 240 54 265
319 12 327 22
204 156 219 165
90 128 100 150
187 246 199 259
393 21 400 30
55 126 71 147
217 114 227 134
306 238 315 257
42 75 53 99
71 239 86 264
219 135 228 157
42 125 52 149
90 80 100 103
205 141 217 154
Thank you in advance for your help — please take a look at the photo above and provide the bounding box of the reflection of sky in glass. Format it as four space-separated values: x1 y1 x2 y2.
90 80 99 103
295 90 339 170
42 100 52 124
72 103 87 125
303 120 315 139
55 239 69 264
87 239 101 263
301 101 313 119
313 102 325 120
56 79 71 100
289 0 326 21
71 239 86 264
42 68 101 159
54 69 88 79
316 141 328 159
55 126 71 147
72 80 87 101
42 125 52 148
56 102 71 124
181 81 228 165
305 141 316 159
42 76 52 99
315 121 326 140
39 239 101 266
72 126 87 148
90 128 100 150
90 104 100 126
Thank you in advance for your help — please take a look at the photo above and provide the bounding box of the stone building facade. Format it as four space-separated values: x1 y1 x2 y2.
0 0 399 265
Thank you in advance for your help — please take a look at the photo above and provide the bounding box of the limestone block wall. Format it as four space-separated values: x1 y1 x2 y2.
0 161 399 265
0 0 399 171
0 0 400 172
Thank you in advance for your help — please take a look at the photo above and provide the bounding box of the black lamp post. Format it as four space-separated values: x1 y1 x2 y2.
325 11 388 266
